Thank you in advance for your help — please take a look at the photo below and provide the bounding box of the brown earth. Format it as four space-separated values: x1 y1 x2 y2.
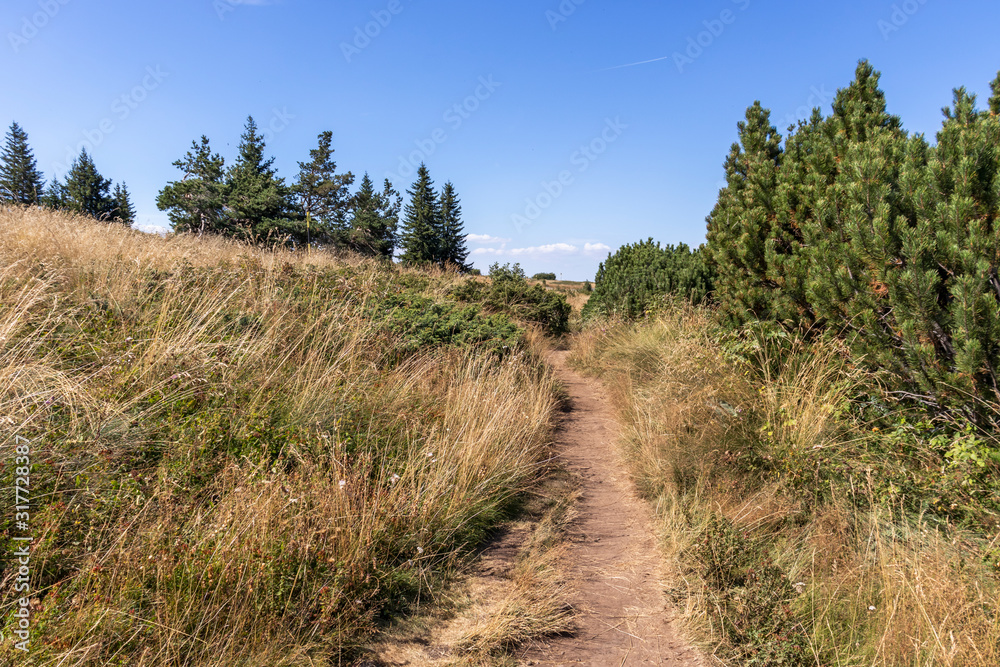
520 351 704 667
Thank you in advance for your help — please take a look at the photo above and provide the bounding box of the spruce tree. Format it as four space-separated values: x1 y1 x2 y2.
398 164 440 265
225 116 298 243
438 182 470 271
0 122 45 205
111 182 136 226
157 136 228 235
295 131 354 246
42 180 67 209
345 173 400 257
62 149 116 220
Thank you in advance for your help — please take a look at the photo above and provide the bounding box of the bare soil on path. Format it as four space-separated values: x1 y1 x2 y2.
522 351 704 667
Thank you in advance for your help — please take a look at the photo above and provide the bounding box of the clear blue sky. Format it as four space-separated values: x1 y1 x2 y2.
3 0 999 279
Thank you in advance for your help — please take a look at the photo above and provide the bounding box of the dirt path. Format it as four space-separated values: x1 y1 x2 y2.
522 351 704 667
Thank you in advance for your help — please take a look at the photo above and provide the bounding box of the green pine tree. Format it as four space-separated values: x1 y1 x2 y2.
111 182 136 226
62 149 116 220
989 70 1000 116
345 173 400 257
295 131 354 246
225 116 298 243
802 61 912 343
705 101 783 325
398 164 441 265
438 182 470 271
704 61 1000 421
0 122 45 205
157 136 228 235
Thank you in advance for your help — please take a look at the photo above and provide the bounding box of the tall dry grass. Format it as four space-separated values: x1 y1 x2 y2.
572 308 1000 666
0 207 560 665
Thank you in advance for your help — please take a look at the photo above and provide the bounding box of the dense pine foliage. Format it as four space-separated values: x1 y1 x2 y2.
705 61 1000 425
584 239 715 320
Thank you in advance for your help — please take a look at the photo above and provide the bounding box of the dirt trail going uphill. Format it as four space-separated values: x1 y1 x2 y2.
524 351 704 667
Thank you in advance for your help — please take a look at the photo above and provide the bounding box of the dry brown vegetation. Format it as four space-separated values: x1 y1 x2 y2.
0 207 566 665
572 308 1000 666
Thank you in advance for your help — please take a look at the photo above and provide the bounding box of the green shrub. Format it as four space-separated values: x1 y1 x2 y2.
532 272 556 281
370 292 522 357
450 262 571 336
583 239 714 320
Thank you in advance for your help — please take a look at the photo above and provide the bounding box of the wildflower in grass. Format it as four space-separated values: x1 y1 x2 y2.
390 473 400 484
338 480 346 490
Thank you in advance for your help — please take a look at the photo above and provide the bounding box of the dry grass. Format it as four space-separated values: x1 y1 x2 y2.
359 458 578 666
0 207 561 665
571 308 1000 666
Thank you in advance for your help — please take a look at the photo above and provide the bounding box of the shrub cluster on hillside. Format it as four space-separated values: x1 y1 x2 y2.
583 239 714 320
450 263 571 336
706 61 1000 426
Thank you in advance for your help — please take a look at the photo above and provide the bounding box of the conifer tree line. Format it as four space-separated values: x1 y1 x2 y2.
0 122 135 224
0 116 472 270
156 116 471 267
704 60 1000 423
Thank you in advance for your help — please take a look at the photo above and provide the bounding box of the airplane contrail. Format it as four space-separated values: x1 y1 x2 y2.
597 55 672 72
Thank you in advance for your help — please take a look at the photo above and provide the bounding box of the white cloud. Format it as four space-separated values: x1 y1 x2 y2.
509 243 578 256
466 233 511 245
470 241 612 258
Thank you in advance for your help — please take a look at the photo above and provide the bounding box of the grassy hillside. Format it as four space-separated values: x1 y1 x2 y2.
0 208 564 665
573 307 1000 666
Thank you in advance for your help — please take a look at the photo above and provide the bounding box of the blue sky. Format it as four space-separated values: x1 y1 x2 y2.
3 0 999 279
